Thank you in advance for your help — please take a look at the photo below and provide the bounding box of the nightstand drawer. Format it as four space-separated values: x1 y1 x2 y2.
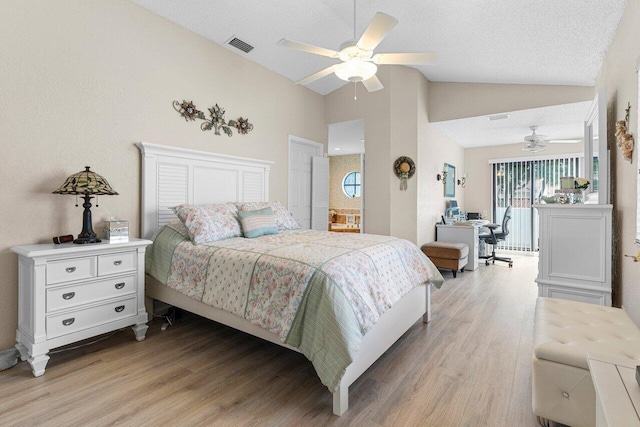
47 296 137 339
47 275 136 312
98 251 135 276
47 257 96 285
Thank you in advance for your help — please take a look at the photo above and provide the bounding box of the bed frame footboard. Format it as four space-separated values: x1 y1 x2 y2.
331 283 431 415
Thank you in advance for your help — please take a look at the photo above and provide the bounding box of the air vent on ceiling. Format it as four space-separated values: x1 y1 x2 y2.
227 37 254 54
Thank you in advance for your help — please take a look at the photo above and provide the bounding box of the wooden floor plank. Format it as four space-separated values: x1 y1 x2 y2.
0 253 540 426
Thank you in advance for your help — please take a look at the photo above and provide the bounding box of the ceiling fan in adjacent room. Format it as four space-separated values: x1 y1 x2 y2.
277 2 436 96
522 126 582 153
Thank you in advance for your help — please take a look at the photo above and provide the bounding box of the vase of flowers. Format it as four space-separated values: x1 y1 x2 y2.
573 178 590 203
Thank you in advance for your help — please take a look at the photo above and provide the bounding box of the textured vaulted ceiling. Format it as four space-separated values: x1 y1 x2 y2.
129 0 628 95
431 101 592 148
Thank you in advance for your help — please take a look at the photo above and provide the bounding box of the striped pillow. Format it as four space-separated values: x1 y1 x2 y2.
234 201 301 230
237 207 279 238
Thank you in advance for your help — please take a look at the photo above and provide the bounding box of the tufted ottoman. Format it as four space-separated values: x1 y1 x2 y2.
533 297 640 427
421 242 468 278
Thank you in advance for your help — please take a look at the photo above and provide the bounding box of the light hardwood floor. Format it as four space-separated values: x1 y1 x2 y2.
0 254 540 426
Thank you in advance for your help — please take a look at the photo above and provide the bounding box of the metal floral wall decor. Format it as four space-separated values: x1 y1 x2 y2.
173 100 254 137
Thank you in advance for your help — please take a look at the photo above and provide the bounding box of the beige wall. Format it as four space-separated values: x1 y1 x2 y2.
325 66 464 245
329 155 361 210
594 0 640 322
429 82 594 122
464 143 584 221
417 75 466 245
0 0 327 349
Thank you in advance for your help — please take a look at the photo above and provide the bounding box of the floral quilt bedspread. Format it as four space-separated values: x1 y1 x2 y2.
147 223 443 391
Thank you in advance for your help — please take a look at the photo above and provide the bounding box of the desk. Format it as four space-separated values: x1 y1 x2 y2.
436 221 487 271
588 353 640 427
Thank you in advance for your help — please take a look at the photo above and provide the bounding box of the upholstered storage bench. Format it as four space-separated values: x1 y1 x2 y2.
421 242 468 278
533 297 640 427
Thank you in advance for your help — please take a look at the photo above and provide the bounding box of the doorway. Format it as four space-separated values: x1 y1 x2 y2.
327 119 365 233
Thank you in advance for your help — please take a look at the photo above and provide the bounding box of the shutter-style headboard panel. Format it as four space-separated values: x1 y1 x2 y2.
137 142 273 239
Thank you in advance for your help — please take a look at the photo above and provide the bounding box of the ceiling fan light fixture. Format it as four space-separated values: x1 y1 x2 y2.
522 143 547 153
338 44 373 61
334 60 377 82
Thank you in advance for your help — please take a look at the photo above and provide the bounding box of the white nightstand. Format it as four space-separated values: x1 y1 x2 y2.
11 238 152 376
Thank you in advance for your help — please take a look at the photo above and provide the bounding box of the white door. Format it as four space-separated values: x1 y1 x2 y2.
311 156 329 231
359 153 365 233
288 136 323 229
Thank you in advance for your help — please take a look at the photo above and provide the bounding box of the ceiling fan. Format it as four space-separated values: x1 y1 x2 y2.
522 126 582 153
277 2 436 95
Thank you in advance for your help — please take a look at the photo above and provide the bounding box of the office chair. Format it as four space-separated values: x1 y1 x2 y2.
479 206 513 267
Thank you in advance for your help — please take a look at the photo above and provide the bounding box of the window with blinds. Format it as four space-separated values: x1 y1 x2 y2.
490 155 582 252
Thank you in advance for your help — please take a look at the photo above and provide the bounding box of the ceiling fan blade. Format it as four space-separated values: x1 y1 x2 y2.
277 39 339 58
548 139 582 144
362 75 384 92
357 13 398 51
296 65 337 85
372 53 437 65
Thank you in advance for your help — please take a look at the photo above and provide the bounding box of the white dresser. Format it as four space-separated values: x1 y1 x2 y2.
534 204 612 306
11 238 152 376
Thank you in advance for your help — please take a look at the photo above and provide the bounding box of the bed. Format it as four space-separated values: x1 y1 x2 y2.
138 142 444 415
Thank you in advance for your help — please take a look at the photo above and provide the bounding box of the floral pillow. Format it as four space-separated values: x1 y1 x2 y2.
172 203 241 244
234 201 300 230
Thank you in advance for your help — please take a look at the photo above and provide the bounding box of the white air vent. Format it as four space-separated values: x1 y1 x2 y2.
227 36 254 53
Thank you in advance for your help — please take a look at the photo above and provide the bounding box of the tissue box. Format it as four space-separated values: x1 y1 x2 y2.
104 220 129 242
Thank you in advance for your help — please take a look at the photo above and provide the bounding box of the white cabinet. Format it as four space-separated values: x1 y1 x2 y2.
11 238 152 376
534 204 612 306
588 353 640 427
436 224 480 270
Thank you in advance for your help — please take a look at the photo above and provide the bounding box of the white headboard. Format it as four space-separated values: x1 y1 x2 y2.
137 142 273 239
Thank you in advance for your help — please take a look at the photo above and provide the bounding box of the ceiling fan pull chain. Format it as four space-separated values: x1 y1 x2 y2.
354 82 357 101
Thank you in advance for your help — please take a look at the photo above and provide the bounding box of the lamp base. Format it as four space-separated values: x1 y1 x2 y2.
73 236 102 244
73 194 101 244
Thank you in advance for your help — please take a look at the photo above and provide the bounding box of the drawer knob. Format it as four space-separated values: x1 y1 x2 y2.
65 267 76 273
114 282 125 290
114 305 125 313
62 318 75 326
113 260 122 266
62 292 75 300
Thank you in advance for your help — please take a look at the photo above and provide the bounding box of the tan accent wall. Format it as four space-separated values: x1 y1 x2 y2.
0 0 327 349
428 82 594 122
594 0 640 321
329 155 361 210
